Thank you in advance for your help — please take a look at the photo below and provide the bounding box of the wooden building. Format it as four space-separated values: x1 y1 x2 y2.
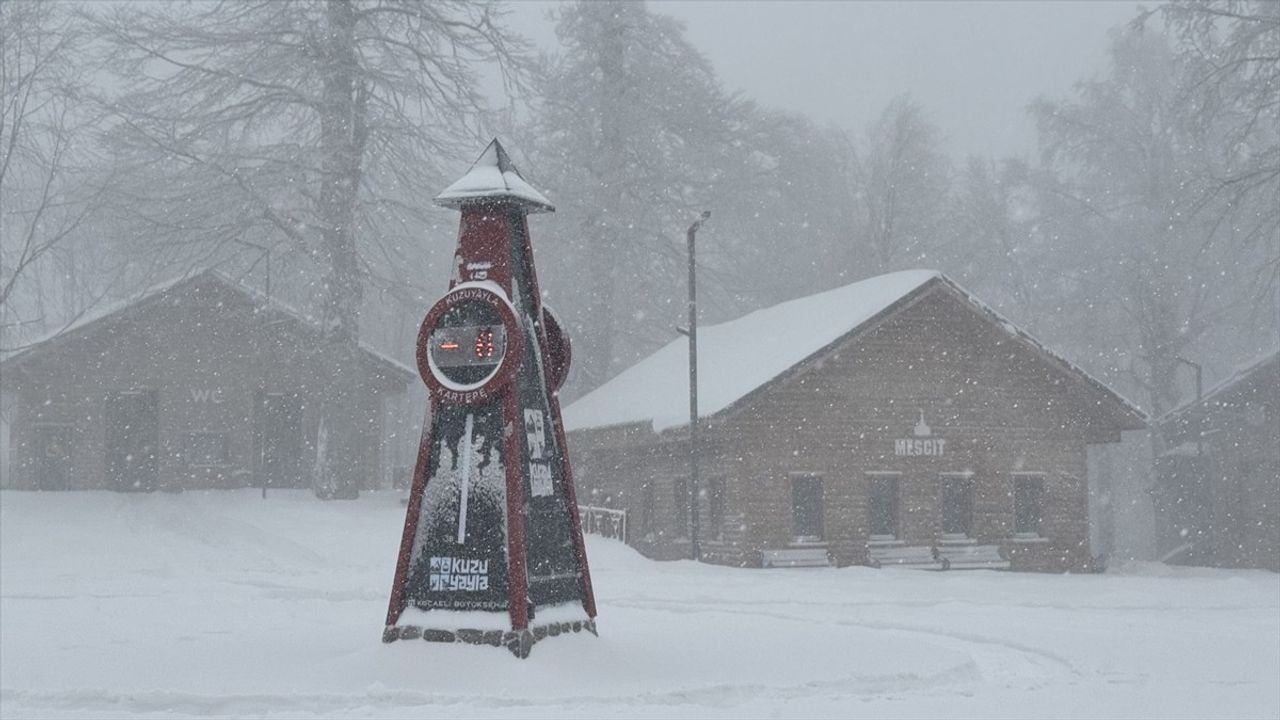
1154 350 1279 570
0 270 415 492
564 270 1146 573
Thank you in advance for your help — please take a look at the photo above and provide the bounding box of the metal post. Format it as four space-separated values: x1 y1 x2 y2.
687 211 709 561
236 240 272 498
260 249 272 498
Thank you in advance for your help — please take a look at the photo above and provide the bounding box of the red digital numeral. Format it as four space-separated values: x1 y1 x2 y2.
474 329 495 359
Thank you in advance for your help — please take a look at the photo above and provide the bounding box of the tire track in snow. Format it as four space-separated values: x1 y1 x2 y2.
0 662 982 719
605 594 1079 686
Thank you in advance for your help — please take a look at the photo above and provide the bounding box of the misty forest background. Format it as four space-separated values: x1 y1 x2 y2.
2 1 1277 527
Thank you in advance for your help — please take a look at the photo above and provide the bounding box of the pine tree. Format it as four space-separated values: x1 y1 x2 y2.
532 0 738 390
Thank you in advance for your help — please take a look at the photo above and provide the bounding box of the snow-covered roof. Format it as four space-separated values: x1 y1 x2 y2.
434 139 554 213
563 269 1146 433
3 274 195 357
1157 348 1279 427
1 269 417 383
564 270 936 432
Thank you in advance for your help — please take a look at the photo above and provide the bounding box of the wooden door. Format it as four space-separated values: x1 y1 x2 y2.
254 391 304 488
104 390 159 491
33 425 74 490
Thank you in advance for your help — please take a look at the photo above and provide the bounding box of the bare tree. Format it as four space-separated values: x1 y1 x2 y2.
942 156 1041 311
0 1 107 350
855 95 952 274
1157 0 1280 322
88 0 531 498
1031 28 1269 417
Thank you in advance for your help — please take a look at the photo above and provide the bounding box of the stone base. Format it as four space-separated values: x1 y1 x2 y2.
382 619 597 659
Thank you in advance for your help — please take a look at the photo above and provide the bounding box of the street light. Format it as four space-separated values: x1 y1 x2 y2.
686 210 710 562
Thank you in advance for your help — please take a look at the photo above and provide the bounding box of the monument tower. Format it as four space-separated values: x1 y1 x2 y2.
383 140 596 658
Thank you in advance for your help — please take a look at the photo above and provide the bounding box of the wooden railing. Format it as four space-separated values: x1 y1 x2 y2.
578 505 627 544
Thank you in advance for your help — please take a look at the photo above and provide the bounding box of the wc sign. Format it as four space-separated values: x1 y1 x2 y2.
894 410 946 457
189 388 225 404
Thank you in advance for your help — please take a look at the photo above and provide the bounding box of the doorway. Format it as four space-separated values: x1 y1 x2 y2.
867 473 901 539
254 391 304 489
104 390 159 491
941 474 973 537
32 425 74 490
790 474 824 542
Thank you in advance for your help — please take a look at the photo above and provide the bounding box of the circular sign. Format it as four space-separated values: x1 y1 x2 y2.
416 282 523 404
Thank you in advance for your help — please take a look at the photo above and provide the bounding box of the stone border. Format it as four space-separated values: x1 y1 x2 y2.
382 619 597 659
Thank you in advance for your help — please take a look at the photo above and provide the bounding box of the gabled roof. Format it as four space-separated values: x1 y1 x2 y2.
434 138 554 213
1157 348 1279 429
563 269 1146 433
0 269 417 385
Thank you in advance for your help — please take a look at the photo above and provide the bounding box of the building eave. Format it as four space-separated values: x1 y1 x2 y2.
0 269 417 390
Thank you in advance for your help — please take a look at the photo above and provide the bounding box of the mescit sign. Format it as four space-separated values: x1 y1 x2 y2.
893 410 946 457
382 139 597 658
894 438 947 457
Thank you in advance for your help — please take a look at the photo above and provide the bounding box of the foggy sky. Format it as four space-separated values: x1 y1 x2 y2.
510 0 1143 159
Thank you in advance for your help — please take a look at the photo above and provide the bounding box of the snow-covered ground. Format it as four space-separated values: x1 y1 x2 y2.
2 490 1276 719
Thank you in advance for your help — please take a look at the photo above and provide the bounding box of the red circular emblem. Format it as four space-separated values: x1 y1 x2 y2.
416 282 523 405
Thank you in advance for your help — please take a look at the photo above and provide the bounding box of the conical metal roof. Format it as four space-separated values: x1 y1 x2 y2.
433 139 554 213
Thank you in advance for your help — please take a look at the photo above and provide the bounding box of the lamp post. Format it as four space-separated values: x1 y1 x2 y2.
236 240 272 498
686 210 710 561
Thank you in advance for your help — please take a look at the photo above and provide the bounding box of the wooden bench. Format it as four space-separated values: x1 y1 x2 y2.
761 546 831 568
936 541 1009 570
868 538 1009 571
868 540 943 569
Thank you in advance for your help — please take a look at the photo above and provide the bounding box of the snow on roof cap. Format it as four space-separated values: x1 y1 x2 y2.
434 138 554 213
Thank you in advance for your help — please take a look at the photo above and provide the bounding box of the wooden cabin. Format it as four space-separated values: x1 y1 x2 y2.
564 270 1146 573
1155 350 1279 570
0 270 414 492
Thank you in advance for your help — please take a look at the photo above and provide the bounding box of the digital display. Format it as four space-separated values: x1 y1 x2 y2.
417 288 520 397
430 325 507 368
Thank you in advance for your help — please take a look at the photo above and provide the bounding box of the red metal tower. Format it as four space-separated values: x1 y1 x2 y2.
383 139 596 658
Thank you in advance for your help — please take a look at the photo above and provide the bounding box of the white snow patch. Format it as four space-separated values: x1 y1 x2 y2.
2 490 1276 719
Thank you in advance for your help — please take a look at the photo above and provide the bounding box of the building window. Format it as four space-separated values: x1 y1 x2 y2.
941 474 973 537
867 473 900 539
185 432 229 467
1014 474 1045 536
672 477 688 537
791 473 824 542
707 476 726 541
